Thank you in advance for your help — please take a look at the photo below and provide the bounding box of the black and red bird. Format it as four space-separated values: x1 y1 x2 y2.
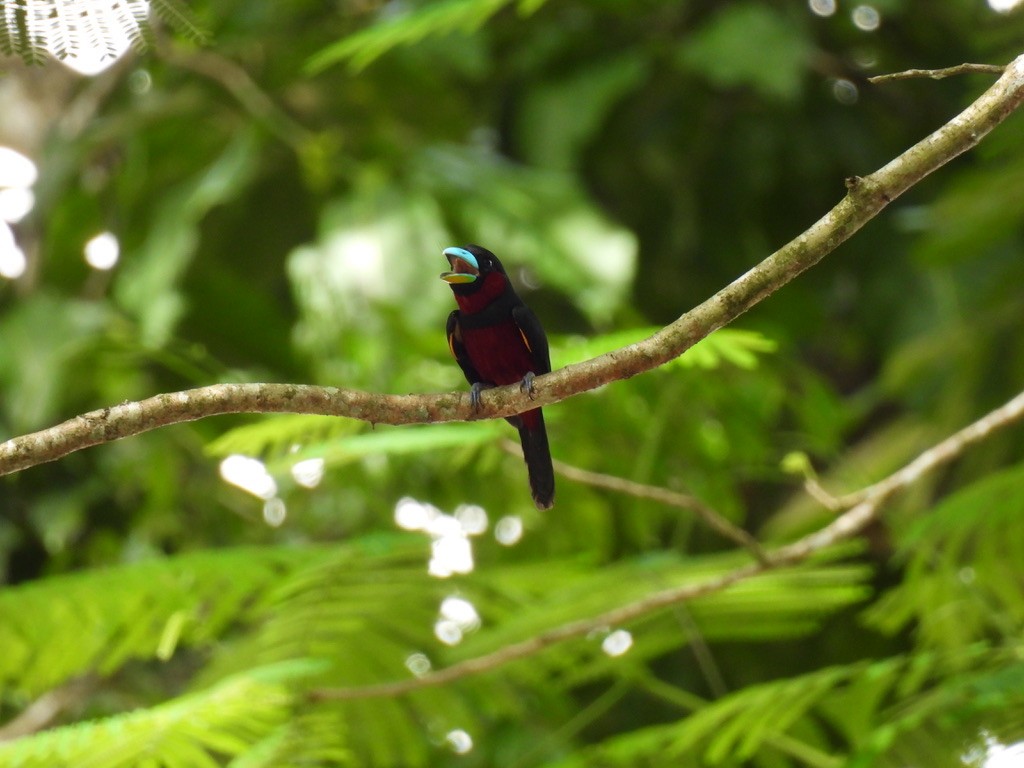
440 245 555 510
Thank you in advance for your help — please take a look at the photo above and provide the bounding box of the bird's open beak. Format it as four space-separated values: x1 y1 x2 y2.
440 246 479 284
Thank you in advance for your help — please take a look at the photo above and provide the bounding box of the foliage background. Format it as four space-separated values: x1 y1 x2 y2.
2 0 1024 765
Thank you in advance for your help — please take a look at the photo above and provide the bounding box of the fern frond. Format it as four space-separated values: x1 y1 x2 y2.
227 703 355 768
864 464 1024 655
851 649 1024 768
546 662 873 767
0 1 47 64
555 327 777 372
552 654 918 767
457 548 871 667
306 0 551 73
206 414 364 460
549 643 1024 768
200 542 546 765
204 545 441 682
150 0 208 44
0 0 207 67
208 416 504 474
0 547 314 696
112 0 151 53
0 661 318 768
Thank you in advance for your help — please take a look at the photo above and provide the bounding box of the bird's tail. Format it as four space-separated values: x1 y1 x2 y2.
518 408 555 510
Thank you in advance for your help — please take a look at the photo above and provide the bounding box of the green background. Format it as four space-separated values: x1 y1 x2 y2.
2 1 1024 765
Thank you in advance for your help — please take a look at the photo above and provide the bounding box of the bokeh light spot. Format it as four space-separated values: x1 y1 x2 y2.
852 4 881 30
219 455 278 499
602 629 634 657
832 78 859 105
808 0 836 16
495 515 524 545
291 457 325 488
446 729 473 755
262 497 287 527
84 232 120 270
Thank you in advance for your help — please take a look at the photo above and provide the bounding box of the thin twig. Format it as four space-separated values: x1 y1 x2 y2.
311 386 1024 701
820 388 1024 510
158 42 313 148
2 55 1024 478
803 476 844 511
506 441 769 564
311 560 761 702
869 63 1005 84
0 678 94 741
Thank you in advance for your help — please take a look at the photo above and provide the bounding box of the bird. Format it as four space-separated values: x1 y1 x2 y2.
440 244 555 510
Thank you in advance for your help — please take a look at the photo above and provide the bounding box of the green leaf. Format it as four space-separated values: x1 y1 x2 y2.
282 422 505 470
864 464 1024 655
518 53 649 170
677 3 811 100
0 663 313 768
0 548 314 696
206 415 364 460
209 418 505 474
115 130 261 347
554 327 776 371
306 0 550 73
0 294 110 431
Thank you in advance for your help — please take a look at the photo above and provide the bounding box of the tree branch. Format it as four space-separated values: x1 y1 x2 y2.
818 388 1024 511
0 677 94 741
868 63 1005 84
3 55 1024 479
312 384 1024 701
541 444 769 564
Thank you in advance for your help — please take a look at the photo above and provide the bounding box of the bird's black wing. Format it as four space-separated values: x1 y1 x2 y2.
446 310 482 385
511 304 551 375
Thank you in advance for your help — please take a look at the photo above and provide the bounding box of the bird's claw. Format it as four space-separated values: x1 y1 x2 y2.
520 372 537 400
469 382 494 412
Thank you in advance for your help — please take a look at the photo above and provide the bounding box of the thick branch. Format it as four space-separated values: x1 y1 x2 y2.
3 55 1024 478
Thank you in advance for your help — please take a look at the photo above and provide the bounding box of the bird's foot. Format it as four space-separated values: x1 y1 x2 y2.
520 372 537 400
469 382 494 412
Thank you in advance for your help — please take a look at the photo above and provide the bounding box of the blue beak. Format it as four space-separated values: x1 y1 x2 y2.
441 246 479 284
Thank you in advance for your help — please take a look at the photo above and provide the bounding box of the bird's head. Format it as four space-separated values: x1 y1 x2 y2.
440 245 506 294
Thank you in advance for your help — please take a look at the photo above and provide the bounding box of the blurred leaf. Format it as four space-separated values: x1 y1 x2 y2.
115 129 261 347
677 3 811 100
554 327 776 370
457 549 871 665
415 144 639 325
206 415 364 460
208 417 504 474
763 418 935 542
0 662 316 768
518 53 649 170
0 293 110 431
864 464 1024 656
909 155 1024 268
0 547 311 696
307 0 550 73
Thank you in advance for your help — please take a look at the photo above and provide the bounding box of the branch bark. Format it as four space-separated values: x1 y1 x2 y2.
2 55 1024 480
